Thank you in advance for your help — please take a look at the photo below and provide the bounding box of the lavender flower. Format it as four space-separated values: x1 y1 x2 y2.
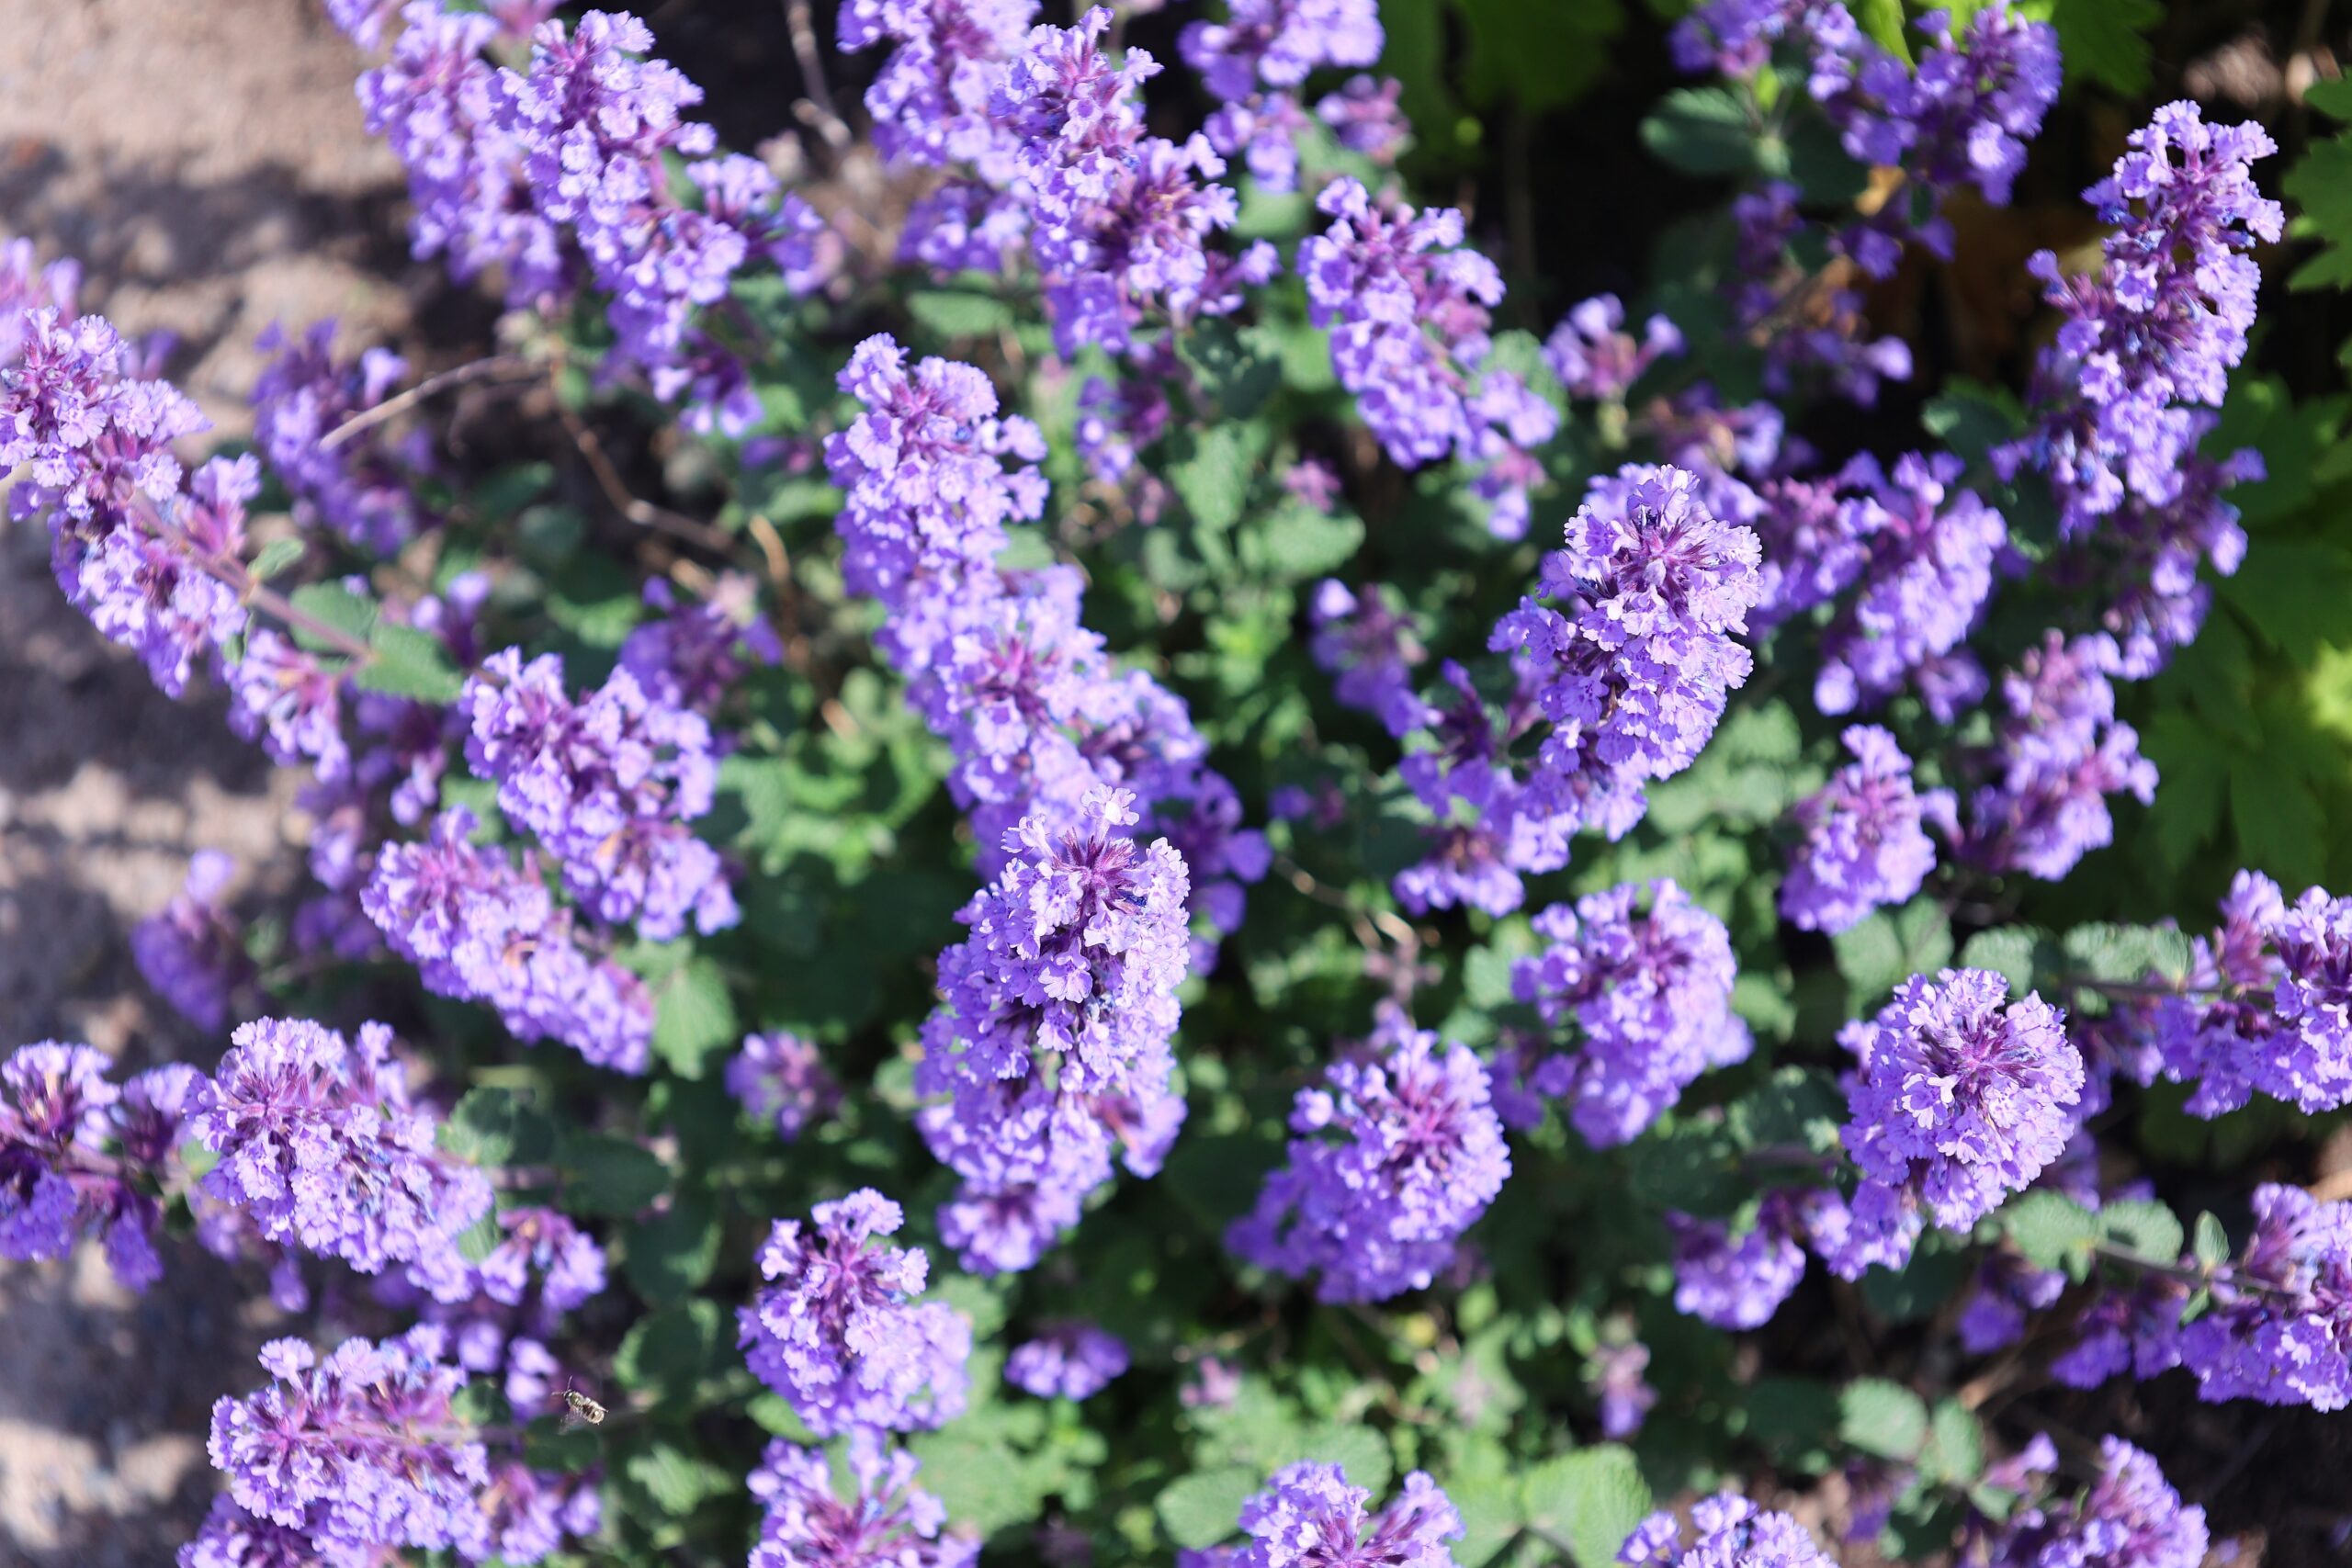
823 333 1047 645
205 1328 490 1561
917 787 1192 1273
617 575 782 713
131 850 251 1032
251 320 429 551
838 0 1037 171
191 1018 492 1296
1668 1194 1807 1329
1592 1341 1656 1439
1814 452 2007 716
228 630 352 782
1508 880 1752 1148
2175 1183 2352 1410
1183 0 1384 192
1956 633 2157 881
739 1188 973 1436
728 1032 843 1143
1747 475 1868 634
750 1428 978 1568
1231 1462 1464 1568
1957 1252 2067 1355
1229 1004 1509 1303
1618 1493 1834 1568
1493 465 1762 840
1544 295 1681 404
469 1207 606 1319
1 1042 118 1267
1309 581 1430 737
1835 970 2081 1275
1006 1323 1130 1399
1987 1438 2208 1568
2146 870 2291 1117
363 807 655 1072
179 1495 337 1568
463 648 735 941
1781 726 1942 934
2002 103 2283 541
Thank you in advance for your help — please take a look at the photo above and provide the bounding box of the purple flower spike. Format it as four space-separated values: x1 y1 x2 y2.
131 850 252 1032
739 1188 973 1436
1006 1322 1130 1400
1781 725 1942 934
1228 1004 1510 1303
1835 969 2081 1274
1231 1462 1464 1568
751 1427 978 1568
1509 879 1752 1148
1618 1493 1834 1568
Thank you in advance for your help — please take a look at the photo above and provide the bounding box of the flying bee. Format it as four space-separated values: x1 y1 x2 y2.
560 1383 609 1430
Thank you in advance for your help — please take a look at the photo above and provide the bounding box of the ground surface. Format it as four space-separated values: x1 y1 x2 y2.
0 2 408 1559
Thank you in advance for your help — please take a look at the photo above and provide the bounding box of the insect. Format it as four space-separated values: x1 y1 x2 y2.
560 1383 609 1430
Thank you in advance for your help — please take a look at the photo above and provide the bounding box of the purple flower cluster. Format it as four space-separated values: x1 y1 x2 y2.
1494 464 1763 844
837 0 1039 171
739 1188 973 1436
1506 879 1752 1147
728 1031 843 1143
1668 1193 1807 1330
1812 452 2007 716
356 4 822 432
1301 177 1555 537
1985 1438 2207 1568
462 647 736 940
1591 1340 1657 1439
1619 1493 1835 1568
1230 1462 1464 1568
2003 104 2282 540
827 335 1265 939
1950 634 2158 882
616 574 783 714
1005 1322 1130 1399
199 1326 588 1566
1780 725 1943 934
750 1428 978 1568
1 1042 200 1291
1828 969 2081 1278
191 1017 492 1297
1229 1004 1509 1303
918 787 1193 1272
364 807 656 1072
1725 180 1914 404
251 319 431 552
131 850 252 1032
1182 0 1386 191
1544 294 1682 405
1309 580 1430 738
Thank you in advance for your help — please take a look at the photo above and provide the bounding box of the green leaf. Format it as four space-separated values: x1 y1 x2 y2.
355 622 464 704
1246 505 1365 582
1641 88 1758 178
1838 1378 1928 1461
614 1299 728 1406
452 1209 502 1265
247 536 306 582
2193 1211 2233 1268
2058 923 2194 986
1832 898 1952 1012
651 956 739 1079
620 1436 732 1516
1170 424 1267 536
286 582 378 654
1921 1400 1984 1486
1920 382 2026 465
2098 1199 2186 1263
1157 1466 1258 1551
624 1195 721 1307
439 1086 556 1168
1178 321 1283 421
2037 0 2162 97
1454 0 1624 115
1958 926 2051 995
1521 1446 1651 1568
906 289 1015 339
562 1131 671 1216
2003 1190 2098 1273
